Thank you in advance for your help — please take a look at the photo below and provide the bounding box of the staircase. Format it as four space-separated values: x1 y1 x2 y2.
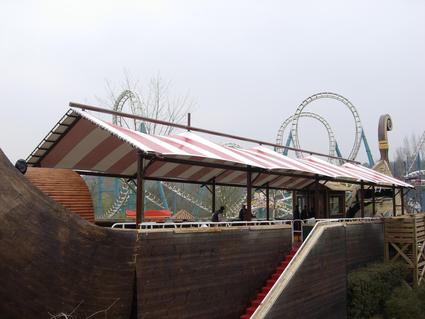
240 244 300 319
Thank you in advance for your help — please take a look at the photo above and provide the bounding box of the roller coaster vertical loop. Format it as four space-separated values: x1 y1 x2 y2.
275 112 337 158
290 92 363 161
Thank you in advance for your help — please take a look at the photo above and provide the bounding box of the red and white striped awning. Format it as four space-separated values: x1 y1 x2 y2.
301 156 375 182
302 156 413 188
27 108 412 189
343 163 413 188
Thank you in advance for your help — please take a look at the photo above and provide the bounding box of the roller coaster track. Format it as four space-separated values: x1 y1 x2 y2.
161 182 211 213
276 92 374 167
276 112 337 159
407 131 425 174
105 90 237 218
127 181 166 209
104 91 148 218
405 170 425 188
291 92 362 160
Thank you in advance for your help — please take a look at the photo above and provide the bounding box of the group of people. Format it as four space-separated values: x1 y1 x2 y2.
211 204 255 222
212 204 315 222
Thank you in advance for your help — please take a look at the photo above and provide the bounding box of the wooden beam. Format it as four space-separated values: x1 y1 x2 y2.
401 188 405 215
212 178 216 214
392 185 396 216
372 185 376 216
314 178 319 218
247 169 252 221
136 152 145 226
360 182 365 218
266 184 270 221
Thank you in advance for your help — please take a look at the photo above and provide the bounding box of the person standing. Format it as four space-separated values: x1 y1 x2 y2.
293 204 301 231
212 206 225 222
301 205 308 219
239 204 247 221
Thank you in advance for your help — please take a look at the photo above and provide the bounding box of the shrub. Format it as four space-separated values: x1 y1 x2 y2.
347 262 408 319
384 285 422 319
385 284 425 319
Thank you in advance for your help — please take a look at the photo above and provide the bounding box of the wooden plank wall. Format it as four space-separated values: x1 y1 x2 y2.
263 222 384 319
264 226 347 319
346 223 384 271
0 149 137 319
136 226 292 319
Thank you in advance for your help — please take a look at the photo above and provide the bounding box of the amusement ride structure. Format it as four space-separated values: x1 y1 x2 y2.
405 131 425 184
102 90 171 218
276 92 374 166
403 131 425 211
273 92 376 215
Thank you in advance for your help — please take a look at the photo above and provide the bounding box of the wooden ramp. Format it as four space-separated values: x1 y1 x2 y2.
250 220 384 319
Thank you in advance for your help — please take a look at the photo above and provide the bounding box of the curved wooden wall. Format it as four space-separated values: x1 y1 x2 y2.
26 167 95 223
0 149 137 318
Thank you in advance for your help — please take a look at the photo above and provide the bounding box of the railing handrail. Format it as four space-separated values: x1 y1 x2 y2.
111 219 293 229
111 217 382 229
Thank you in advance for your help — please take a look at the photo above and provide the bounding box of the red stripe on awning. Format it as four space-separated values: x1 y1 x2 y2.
110 123 173 154
155 136 208 157
73 134 123 169
41 118 97 167
171 135 246 163
108 150 137 174
188 166 218 181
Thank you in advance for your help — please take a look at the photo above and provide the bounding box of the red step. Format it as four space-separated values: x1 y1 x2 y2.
257 292 268 299
271 272 281 280
240 246 300 319
251 298 262 307
266 279 276 286
284 255 293 262
246 306 257 316
261 286 271 293
276 264 286 270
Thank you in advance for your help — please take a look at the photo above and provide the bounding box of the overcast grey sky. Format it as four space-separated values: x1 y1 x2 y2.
1 0 424 164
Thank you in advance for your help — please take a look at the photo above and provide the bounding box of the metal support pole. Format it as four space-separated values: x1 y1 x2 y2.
360 182 365 218
324 189 329 218
136 152 145 226
266 184 270 221
392 185 396 216
212 178 216 214
401 188 405 215
247 169 252 221
372 186 376 216
314 177 319 218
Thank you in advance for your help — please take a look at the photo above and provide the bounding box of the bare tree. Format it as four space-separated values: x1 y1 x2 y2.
91 72 201 218
100 71 196 135
393 133 424 177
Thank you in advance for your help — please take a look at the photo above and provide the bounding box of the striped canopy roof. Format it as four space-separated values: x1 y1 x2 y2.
27 108 412 189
